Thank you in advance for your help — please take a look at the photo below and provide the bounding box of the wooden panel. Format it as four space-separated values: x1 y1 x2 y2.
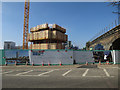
37 23 48 30
31 43 63 49
52 24 66 33
30 27 37 32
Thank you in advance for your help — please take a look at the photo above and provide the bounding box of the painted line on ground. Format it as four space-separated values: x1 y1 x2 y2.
84 76 114 77
16 70 33 76
62 69 72 76
82 69 89 77
0 70 14 74
111 67 119 68
5 74 49 77
65 76 115 78
38 70 55 76
98 66 119 69
103 68 110 77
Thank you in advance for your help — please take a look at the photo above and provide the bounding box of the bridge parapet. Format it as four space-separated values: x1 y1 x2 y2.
91 25 120 45
87 25 120 50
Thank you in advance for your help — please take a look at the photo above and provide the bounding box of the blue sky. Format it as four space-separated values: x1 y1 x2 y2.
2 2 117 48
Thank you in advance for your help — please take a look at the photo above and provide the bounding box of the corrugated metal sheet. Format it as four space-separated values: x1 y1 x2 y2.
2 50 119 65
73 51 94 63
29 50 94 64
29 50 73 64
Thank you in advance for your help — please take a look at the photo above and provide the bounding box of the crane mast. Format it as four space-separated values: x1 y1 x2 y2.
23 0 30 49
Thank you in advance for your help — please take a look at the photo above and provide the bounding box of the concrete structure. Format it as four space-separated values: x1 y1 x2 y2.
86 25 120 50
4 41 15 49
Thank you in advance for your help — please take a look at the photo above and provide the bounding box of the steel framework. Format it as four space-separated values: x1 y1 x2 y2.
23 0 30 49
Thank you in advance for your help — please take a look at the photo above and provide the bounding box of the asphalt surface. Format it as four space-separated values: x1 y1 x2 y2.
1 65 120 88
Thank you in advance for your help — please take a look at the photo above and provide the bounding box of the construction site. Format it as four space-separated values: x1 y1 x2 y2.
1 1 120 89
0 0 120 66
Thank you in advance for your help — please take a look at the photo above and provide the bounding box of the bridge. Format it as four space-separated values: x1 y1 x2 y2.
86 24 120 50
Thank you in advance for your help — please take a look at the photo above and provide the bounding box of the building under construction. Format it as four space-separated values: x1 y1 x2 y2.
28 23 68 49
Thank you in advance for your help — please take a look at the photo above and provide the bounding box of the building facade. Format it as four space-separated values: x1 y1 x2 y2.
4 41 15 49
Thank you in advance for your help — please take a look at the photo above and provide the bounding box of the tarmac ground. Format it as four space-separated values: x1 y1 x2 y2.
0 64 120 89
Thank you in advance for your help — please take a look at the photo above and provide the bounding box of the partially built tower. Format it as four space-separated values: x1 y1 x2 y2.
28 23 68 49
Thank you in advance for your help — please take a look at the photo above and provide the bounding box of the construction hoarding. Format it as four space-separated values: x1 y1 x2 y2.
73 51 94 64
1 50 119 65
29 50 73 65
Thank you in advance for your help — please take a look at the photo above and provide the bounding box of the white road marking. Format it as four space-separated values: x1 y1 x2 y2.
38 70 54 76
98 66 119 69
85 76 114 77
111 67 119 68
5 74 49 77
0 70 14 74
62 69 72 76
103 69 110 77
66 76 114 78
16 70 33 76
82 69 89 77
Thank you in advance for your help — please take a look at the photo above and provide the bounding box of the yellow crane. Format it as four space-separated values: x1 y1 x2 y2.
23 0 30 49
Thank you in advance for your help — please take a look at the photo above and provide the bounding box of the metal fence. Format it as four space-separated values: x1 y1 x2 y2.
29 50 73 65
73 51 94 64
0 50 5 65
0 49 120 66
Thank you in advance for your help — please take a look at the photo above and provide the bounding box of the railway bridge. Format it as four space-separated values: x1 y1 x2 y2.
86 24 120 50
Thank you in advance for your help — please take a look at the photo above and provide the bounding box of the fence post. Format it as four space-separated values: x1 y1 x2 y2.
113 50 116 64
60 61 62 66
48 61 50 66
86 61 88 65
32 61 34 66
15 61 17 66
26 61 28 66
42 61 44 66
5 61 7 66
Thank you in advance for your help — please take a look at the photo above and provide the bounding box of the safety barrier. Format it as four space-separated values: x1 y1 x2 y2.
1 49 120 66
3 61 115 66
